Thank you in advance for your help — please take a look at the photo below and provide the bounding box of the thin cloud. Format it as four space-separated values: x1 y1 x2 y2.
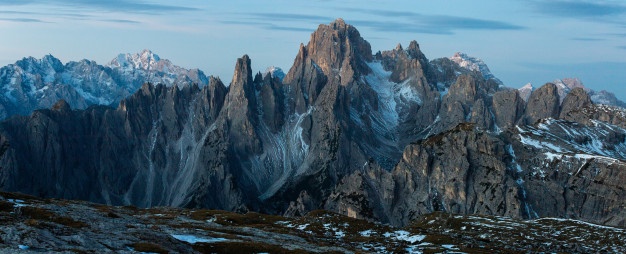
0 10 37 15
338 8 524 34
103 19 141 24
247 13 333 23
349 20 453 35
240 10 523 36
0 17 47 23
221 20 312 33
0 0 200 14
425 15 525 30
268 25 313 32
337 7 418 18
570 37 605 41
531 0 626 18
618 46 626 50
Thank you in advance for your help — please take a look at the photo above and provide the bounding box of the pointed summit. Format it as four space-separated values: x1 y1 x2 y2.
302 18 372 85
231 55 253 87
518 83 534 102
108 49 161 70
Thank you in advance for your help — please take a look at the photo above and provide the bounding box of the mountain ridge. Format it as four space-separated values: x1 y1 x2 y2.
0 19 625 229
0 50 209 120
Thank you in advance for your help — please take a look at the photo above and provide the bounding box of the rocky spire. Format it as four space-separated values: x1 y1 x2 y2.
559 87 592 121
301 18 372 86
521 83 560 124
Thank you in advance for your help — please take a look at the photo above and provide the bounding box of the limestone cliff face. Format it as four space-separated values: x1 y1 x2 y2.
326 124 522 226
327 120 626 227
522 83 560 125
0 19 625 228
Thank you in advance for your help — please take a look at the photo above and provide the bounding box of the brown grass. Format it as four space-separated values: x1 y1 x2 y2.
0 200 13 212
20 206 88 228
192 241 313 254
130 242 168 254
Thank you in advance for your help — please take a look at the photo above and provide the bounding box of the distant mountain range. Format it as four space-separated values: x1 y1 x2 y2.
0 49 208 119
0 19 625 234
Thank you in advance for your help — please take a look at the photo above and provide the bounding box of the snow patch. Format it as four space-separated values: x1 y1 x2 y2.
170 234 228 244
360 229 374 237
383 230 426 244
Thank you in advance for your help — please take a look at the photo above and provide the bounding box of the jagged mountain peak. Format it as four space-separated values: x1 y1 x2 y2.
303 18 372 85
231 55 253 87
449 52 502 86
518 82 534 101
521 77 626 108
108 49 164 70
15 54 64 74
264 66 285 82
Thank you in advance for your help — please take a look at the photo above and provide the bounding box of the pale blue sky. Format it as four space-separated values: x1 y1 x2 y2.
0 0 625 99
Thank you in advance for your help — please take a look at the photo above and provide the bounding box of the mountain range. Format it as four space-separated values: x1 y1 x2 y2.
0 19 625 230
0 49 208 119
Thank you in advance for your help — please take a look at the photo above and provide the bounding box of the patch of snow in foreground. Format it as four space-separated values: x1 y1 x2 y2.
360 229 374 237
442 244 458 250
384 230 426 244
335 230 345 238
170 234 228 244
405 245 424 254
18 245 29 250
8 199 26 207
537 218 625 231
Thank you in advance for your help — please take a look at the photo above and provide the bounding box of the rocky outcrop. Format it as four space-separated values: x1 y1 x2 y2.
326 124 523 226
559 87 592 121
492 89 525 129
521 83 560 124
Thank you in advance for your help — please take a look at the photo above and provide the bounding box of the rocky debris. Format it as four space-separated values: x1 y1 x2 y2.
0 192 623 253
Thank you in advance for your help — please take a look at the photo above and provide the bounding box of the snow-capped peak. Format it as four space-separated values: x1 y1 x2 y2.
108 49 161 70
520 83 534 90
518 83 534 102
264 66 286 81
449 52 503 86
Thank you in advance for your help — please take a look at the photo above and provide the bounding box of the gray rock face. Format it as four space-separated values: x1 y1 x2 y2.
521 83 560 124
559 87 592 121
519 78 626 108
326 123 522 226
0 19 625 229
493 89 525 129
